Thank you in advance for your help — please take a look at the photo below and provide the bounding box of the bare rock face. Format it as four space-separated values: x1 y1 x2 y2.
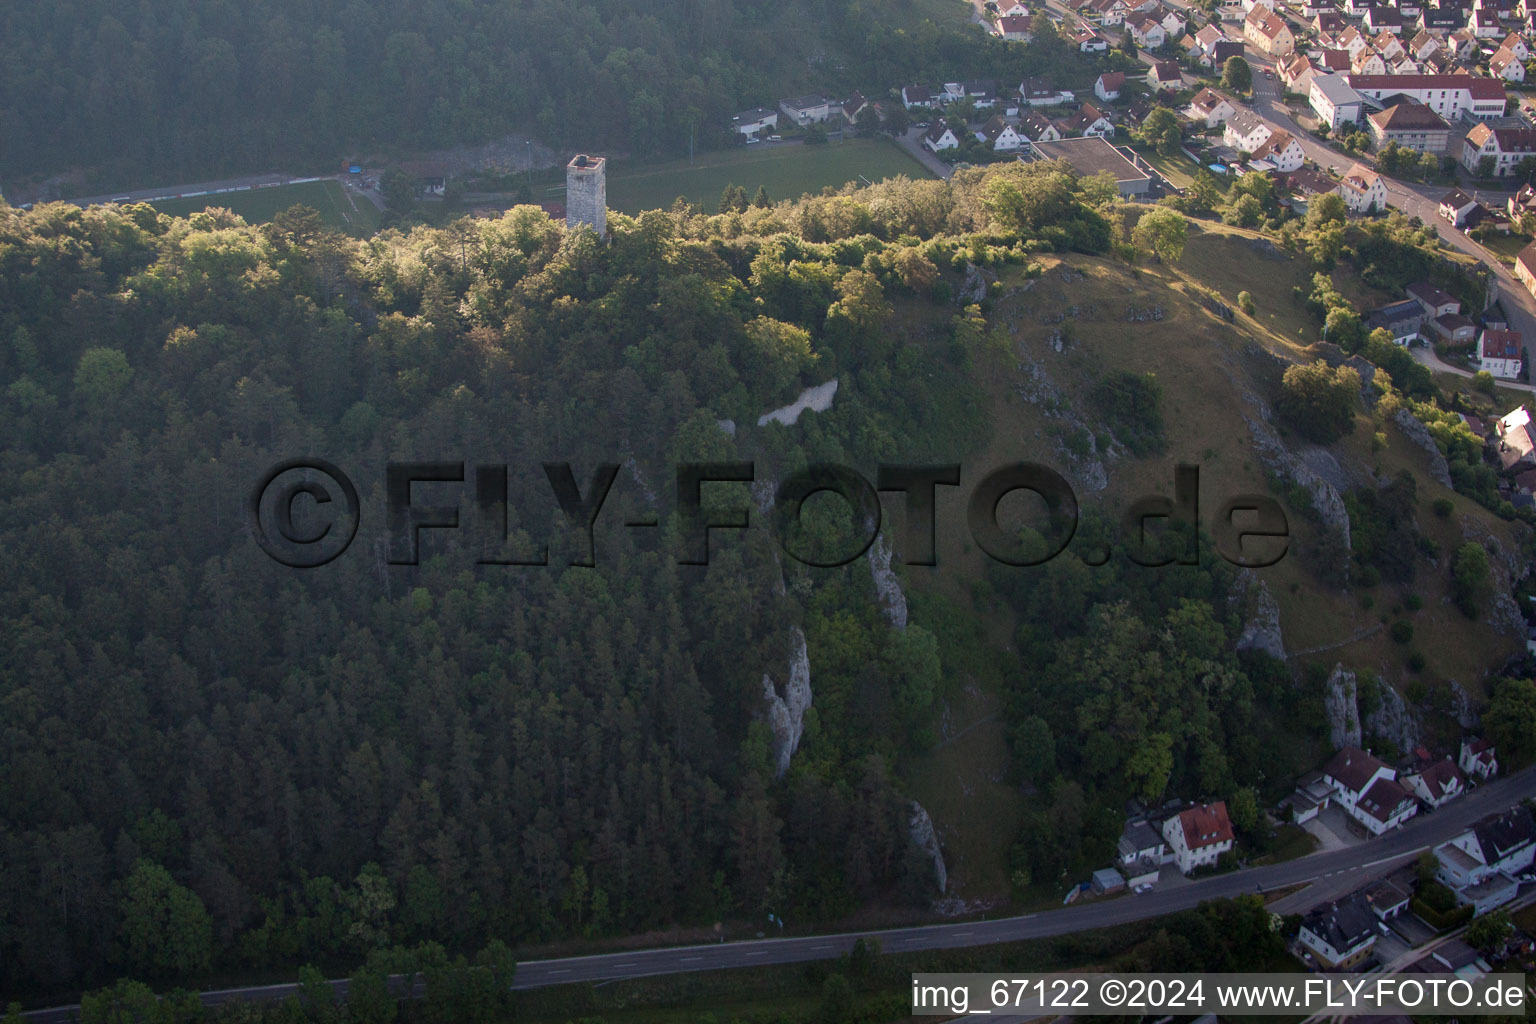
762 627 813 778
908 801 948 894
1363 680 1420 754
1230 569 1286 661
1447 680 1481 730
1458 517 1526 638
869 532 908 630
959 262 988 304
1325 663 1362 749
1244 411 1352 552
1013 352 1110 492
1393 409 1453 488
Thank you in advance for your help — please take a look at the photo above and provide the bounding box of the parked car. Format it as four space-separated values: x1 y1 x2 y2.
746 136 761 144
767 134 782 142
1134 883 1154 894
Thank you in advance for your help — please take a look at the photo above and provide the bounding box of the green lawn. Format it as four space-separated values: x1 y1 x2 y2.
1474 230 1533 267
1131 145 1201 189
151 179 379 235
604 139 935 214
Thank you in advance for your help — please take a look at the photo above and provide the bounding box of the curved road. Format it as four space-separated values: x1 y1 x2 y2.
19 767 1536 1022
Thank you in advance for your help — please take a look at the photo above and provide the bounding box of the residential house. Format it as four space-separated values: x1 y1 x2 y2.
1065 102 1117 136
1187 87 1238 125
1160 802 1234 875
1129 13 1168 46
1149 61 1184 91
1449 26 1482 58
1019 78 1076 106
1310 74 1366 129
1510 182 1536 219
1479 328 1525 378
1516 241 1536 300
1352 49 1390 75
1316 47 1354 72
1462 123 1536 175
730 107 780 137
1322 746 1418 834
923 121 961 151
1432 312 1479 345
1401 756 1466 809
1160 6 1189 35
1502 29 1531 58
1213 39 1246 64
1117 818 1167 886
1224 108 1274 151
902 84 943 109
1459 736 1500 779
1374 29 1407 60
1473 6 1504 35
1407 280 1462 318
997 13 1035 39
1245 7 1297 55
1316 9 1349 32
1494 406 1536 470
1410 29 1442 60
1389 54 1422 73
1299 894 1380 968
778 95 838 126
1343 0 1371 14
979 116 1026 151
1251 128 1306 170
1017 111 1064 143
1424 6 1468 29
1339 162 1388 212
1283 53 1320 91
1282 164 1344 200
1367 100 1452 155
841 91 868 121
1096 71 1127 101
1190 22 1228 63
1086 0 1130 26
1433 805 1536 912
1365 4 1405 31
1366 298 1427 343
1337 24 1370 57
998 0 1030 13
1345 74 1508 118
1492 46 1528 80
1440 187 1481 225
1466 200 1513 232
1073 25 1113 51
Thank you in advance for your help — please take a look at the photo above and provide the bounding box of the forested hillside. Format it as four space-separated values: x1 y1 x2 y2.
0 0 1074 190
1 160 1527 1009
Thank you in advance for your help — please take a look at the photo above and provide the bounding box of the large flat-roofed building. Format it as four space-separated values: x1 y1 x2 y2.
1030 136 1152 197
1310 74 1365 130
1345 74 1507 119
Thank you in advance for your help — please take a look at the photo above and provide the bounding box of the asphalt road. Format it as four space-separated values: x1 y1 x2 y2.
19 768 1536 1023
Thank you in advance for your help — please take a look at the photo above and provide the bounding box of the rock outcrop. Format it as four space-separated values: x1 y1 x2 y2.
908 802 948 894
1230 569 1285 661
1244 411 1352 552
758 378 838 428
1363 681 1420 754
1324 664 1362 749
1393 409 1453 488
1447 680 1481 730
869 531 908 629
1458 516 1526 638
762 627 813 778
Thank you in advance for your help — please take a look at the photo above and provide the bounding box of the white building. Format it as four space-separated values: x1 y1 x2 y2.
1322 747 1417 834
730 107 779 137
1433 805 1536 913
1479 329 1524 379
1310 74 1365 130
1462 123 1536 176
1400 757 1466 809
1338 162 1387 213
1223 109 1274 151
778 95 838 126
1460 737 1499 780
1251 128 1305 171
1160 802 1234 875
1345 74 1508 120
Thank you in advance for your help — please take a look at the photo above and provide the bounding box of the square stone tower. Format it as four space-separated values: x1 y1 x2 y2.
565 154 607 238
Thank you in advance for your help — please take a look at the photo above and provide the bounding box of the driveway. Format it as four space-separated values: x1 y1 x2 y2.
896 125 956 179
1303 804 1368 851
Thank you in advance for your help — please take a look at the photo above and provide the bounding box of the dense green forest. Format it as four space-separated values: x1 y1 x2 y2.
0 0 1089 191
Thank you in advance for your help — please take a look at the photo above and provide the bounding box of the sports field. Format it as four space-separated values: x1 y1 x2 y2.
604 139 935 213
150 179 379 235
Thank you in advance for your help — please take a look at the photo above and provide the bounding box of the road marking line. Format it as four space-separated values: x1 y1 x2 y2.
682 956 701 962
615 962 637 968
746 951 766 957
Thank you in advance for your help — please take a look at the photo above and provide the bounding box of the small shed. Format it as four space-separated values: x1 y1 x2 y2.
1092 867 1127 894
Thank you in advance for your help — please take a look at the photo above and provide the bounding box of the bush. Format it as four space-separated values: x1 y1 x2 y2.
1404 593 1423 611
1237 289 1255 315
1277 360 1361 443
1432 497 1454 518
1390 620 1414 644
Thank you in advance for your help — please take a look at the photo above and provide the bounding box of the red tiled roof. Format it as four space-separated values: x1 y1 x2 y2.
1177 802 1234 849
